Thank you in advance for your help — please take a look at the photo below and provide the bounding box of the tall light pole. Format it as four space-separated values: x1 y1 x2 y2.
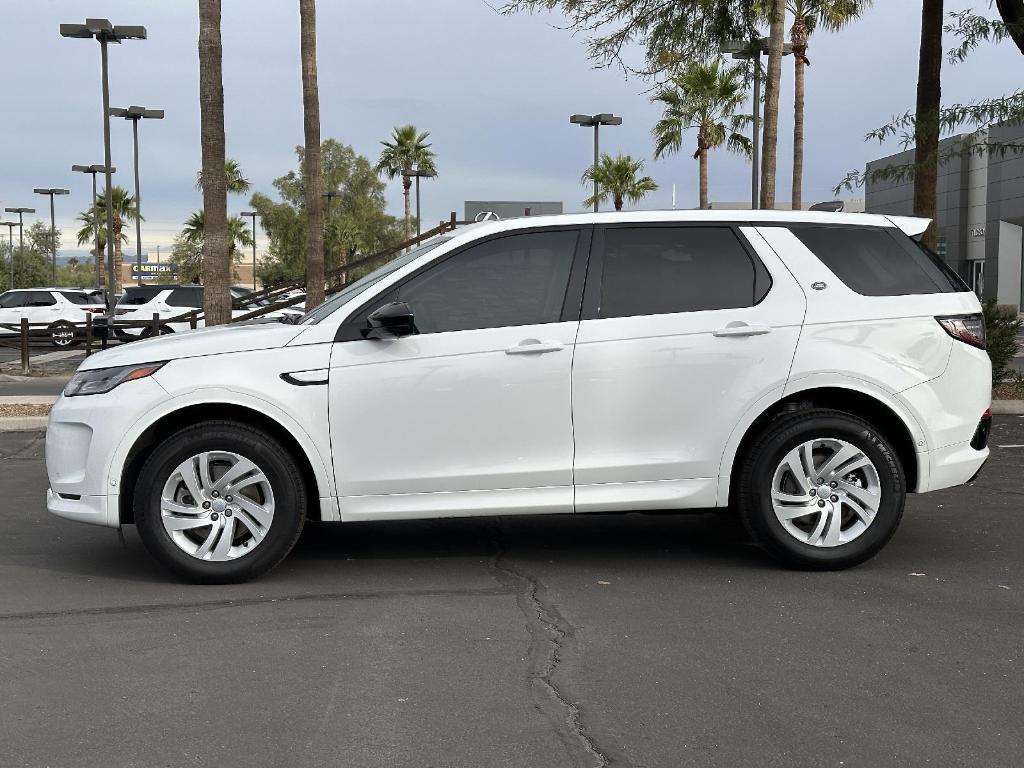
109 106 163 286
72 164 116 291
4 208 36 290
570 113 622 212
1 221 18 290
722 38 793 210
402 168 436 237
61 18 147 309
241 211 259 290
33 188 70 285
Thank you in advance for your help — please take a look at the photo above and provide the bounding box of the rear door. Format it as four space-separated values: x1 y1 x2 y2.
571 224 806 511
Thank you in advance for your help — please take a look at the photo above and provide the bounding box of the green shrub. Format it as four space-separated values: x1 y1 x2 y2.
982 299 1023 384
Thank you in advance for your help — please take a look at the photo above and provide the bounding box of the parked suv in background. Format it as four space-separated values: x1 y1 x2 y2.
0 288 105 346
46 211 991 583
114 284 301 336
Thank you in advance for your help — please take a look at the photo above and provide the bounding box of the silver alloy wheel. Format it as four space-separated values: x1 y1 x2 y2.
771 438 882 548
159 450 275 562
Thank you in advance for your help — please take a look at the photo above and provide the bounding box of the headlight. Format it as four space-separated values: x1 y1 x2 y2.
64 362 166 397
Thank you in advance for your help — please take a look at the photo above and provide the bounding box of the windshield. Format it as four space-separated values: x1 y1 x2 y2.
300 237 451 325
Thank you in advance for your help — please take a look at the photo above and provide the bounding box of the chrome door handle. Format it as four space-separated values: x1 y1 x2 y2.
506 339 565 355
713 322 771 338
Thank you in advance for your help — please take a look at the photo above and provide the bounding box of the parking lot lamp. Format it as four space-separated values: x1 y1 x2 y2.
72 164 116 290
60 18 147 308
401 168 436 237
569 113 623 212
33 188 70 285
3 208 36 289
1 221 18 290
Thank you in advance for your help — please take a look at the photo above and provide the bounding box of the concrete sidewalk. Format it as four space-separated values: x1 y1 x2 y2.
0 395 57 432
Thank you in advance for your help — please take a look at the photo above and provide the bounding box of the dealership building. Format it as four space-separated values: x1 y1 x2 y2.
865 121 1024 311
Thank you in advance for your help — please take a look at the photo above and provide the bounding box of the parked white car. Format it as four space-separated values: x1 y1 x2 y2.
0 288 105 346
113 284 302 336
46 211 992 582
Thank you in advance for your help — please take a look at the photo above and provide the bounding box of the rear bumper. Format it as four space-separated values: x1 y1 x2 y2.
918 440 989 493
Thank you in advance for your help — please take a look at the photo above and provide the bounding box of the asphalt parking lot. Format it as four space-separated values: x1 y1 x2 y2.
2 419 1023 768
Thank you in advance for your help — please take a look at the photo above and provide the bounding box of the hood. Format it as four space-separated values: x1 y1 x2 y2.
80 321 308 371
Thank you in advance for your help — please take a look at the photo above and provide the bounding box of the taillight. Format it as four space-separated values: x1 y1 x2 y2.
84 307 104 314
114 308 131 316
936 313 986 349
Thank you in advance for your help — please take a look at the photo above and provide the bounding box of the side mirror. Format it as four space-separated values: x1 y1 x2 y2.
365 301 417 338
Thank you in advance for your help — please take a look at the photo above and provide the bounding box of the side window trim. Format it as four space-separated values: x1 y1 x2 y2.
335 225 592 343
581 223 771 321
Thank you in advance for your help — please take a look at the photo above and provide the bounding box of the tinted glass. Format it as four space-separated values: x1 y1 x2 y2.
397 230 578 334
0 292 25 308
119 286 164 305
790 225 967 296
167 287 203 307
61 291 89 305
598 226 759 318
27 292 57 307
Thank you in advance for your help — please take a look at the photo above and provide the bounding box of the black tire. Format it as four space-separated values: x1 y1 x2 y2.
134 421 307 583
736 408 905 570
49 321 78 348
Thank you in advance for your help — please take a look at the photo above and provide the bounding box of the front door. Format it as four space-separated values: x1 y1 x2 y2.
0 291 26 334
571 224 806 511
329 227 588 520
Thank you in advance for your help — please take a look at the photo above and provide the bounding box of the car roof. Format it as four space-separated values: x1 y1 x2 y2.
446 209 929 241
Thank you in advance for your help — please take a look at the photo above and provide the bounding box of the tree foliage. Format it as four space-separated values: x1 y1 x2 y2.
0 222 57 291
582 153 658 210
502 0 758 78
251 139 403 285
195 158 251 195
983 298 1023 384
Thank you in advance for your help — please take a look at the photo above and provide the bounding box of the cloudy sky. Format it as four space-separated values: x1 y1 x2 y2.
1 0 1020 259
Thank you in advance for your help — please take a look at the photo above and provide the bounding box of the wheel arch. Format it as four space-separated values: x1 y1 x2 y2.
720 385 924 506
118 402 327 525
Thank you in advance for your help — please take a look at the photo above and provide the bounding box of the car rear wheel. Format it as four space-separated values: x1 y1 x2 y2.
140 325 174 338
49 321 77 348
736 409 905 570
134 421 307 583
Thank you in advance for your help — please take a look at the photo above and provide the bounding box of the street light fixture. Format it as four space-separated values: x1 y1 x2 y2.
72 164 116 291
61 17 147 309
3 207 36 290
401 168 437 236
240 211 259 290
110 106 164 285
33 188 70 285
721 38 793 209
570 113 622 212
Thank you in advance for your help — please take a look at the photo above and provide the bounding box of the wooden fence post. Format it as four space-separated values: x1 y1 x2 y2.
85 314 93 357
151 313 160 337
20 318 30 375
189 312 197 330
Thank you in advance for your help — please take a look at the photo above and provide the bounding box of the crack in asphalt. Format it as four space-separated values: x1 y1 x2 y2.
0 586 515 622
487 520 610 768
0 433 44 461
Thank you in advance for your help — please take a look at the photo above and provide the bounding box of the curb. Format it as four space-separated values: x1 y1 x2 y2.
991 400 1024 415
0 416 48 432
0 396 59 405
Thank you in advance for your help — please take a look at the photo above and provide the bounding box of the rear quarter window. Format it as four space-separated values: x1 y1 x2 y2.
789 225 968 296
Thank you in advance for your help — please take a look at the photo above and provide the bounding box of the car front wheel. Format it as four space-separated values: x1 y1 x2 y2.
736 409 905 570
134 421 307 583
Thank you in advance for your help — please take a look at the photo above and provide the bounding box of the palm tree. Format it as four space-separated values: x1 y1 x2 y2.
87 187 139 294
582 154 659 211
653 59 751 209
761 0 786 210
198 0 231 325
195 158 252 195
375 125 437 242
74 207 117 287
300 0 325 310
788 0 871 209
182 210 254 255
914 0 944 249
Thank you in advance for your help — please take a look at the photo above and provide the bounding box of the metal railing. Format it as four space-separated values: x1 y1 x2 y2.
0 213 463 375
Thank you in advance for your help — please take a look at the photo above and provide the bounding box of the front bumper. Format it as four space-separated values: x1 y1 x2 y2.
45 376 168 529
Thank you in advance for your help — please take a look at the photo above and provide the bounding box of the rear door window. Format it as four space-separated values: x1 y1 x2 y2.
789 225 968 296
27 292 57 307
167 287 203 308
595 226 766 319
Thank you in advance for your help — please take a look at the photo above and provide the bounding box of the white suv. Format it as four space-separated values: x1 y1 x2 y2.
114 285 302 337
45 211 992 582
0 288 105 346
